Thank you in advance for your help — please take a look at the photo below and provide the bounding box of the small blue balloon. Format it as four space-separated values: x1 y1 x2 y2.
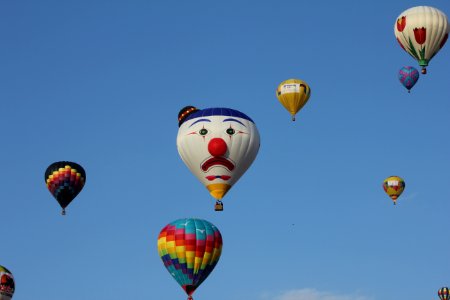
398 66 419 92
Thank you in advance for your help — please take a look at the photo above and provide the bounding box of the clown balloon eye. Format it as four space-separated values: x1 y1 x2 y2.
226 128 235 135
199 128 208 135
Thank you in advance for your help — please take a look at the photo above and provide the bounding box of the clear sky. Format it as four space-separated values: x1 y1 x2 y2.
1 0 450 299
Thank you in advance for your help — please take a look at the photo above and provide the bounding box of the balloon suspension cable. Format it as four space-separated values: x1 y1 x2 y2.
62 208 66 215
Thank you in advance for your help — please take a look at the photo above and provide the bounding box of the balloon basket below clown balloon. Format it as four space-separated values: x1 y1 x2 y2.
214 201 223 211
207 183 230 211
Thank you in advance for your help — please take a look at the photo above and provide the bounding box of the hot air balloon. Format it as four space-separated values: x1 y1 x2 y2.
394 6 449 74
157 218 222 300
276 79 311 121
177 106 260 211
398 66 419 92
45 161 86 215
382 176 405 205
439 287 450 300
0 265 15 300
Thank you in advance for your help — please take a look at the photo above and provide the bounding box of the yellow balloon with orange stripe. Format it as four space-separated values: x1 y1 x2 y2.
276 79 311 121
382 176 405 205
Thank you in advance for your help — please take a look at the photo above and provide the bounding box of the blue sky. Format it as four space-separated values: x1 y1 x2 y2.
1 0 450 299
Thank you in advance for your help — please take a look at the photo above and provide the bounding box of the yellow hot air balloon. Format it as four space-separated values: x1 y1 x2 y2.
276 79 311 121
382 176 405 205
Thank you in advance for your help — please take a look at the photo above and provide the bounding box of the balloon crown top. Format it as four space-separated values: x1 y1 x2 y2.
178 106 255 127
45 161 86 181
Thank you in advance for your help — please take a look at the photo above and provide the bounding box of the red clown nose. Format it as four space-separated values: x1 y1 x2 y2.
208 138 227 157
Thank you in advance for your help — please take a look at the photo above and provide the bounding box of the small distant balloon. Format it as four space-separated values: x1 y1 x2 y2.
398 66 419 92
382 176 405 205
439 287 450 300
0 265 15 300
276 79 311 121
157 218 222 300
45 161 86 215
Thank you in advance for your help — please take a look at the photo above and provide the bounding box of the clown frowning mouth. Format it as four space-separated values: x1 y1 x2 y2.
201 157 235 172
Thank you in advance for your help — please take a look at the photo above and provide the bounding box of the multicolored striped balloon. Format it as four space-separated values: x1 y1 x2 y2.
398 66 419 92
0 265 15 300
157 218 223 300
439 287 450 300
45 161 86 215
383 176 405 205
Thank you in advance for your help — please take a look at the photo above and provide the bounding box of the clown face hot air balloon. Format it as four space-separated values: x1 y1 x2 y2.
395 6 449 74
398 66 419 92
177 106 260 211
157 218 222 300
276 79 311 121
45 161 86 215
382 176 405 205
439 287 450 300
0 266 14 300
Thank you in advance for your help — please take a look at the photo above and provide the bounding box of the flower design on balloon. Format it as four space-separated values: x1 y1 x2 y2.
396 16 406 32
413 27 426 44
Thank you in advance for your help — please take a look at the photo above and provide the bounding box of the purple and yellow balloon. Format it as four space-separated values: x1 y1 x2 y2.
157 218 223 300
398 66 419 92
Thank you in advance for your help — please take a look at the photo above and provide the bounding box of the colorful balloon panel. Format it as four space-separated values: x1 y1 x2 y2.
439 287 450 300
157 218 222 298
45 161 86 214
276 79 311 121
383 176 405 205
398 66 419 92
177 106 260 210
394 6 449 74
0 265 14 300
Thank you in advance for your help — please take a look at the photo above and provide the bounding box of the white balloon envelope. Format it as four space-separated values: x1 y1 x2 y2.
394 6 449 74
177 106 260 211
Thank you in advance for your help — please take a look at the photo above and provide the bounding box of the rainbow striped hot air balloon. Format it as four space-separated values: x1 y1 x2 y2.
157 218 222 300
45 161 86 215
383 176 405 205
439 287 450 300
